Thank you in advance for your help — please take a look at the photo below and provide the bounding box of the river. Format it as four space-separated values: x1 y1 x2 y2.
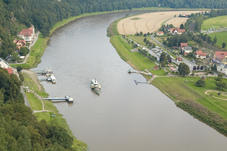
36 12 227 151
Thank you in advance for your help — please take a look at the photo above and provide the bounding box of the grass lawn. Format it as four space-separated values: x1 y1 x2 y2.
26 92 42 110
128 35 147 46
22 71 48 97
110 35 166 76
210 32 227 50
202 15 227 30
152 77 227 119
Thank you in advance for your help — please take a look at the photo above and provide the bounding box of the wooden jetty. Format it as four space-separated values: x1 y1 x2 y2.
35 69 53 76
43 96 74 103
128 69 153 76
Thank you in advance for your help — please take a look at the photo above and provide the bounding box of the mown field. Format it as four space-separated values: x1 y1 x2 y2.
202 16 227 30
210 32 227 49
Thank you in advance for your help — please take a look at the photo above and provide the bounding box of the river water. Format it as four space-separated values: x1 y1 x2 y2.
36 12 227 151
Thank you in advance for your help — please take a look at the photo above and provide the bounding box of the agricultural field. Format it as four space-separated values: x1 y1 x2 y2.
210 32 227 49
118 11 202 35
202 15 227 30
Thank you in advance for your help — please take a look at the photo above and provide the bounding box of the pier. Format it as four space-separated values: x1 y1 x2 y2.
128 69 153 76
35 69 56 84
35 69 53 76
43 96 74 103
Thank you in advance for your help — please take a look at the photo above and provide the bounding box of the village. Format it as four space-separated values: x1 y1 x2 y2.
121 13 227 77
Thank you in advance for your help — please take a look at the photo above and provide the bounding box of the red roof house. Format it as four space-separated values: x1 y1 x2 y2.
176 28 186 34
18 26 35 43
157 31 164 36
14 39 26 49
214 51 227 63
180 43 188 49
5 68 13 75
195 50 207 59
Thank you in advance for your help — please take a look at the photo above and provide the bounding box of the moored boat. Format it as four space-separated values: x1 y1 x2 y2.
90 79 101 95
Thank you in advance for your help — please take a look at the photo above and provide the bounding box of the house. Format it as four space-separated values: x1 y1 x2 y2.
195 50 207 59
5 68 13 75
182 46 193 55
169 28 186 35
18 26 35 43
168 28 175 33
0 58 14 74
14 39 26 49
217 64 227 75
176 28 186 35
214 51 227 64
180 43 188 49
180 43 192 55
157 31 164 36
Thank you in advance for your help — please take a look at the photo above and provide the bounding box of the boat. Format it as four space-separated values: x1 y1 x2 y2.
90 79 101 95
47 74 56 84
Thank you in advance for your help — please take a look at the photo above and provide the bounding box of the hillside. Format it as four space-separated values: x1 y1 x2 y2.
1 0 227 60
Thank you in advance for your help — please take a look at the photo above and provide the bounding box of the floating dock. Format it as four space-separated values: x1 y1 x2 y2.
43 96 74 103
36 69 53 76
128 69 153 76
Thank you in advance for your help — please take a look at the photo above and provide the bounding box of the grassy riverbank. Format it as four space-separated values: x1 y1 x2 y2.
108 14 227 136
108 20 166 76
11 8 174 150
22 70 87 150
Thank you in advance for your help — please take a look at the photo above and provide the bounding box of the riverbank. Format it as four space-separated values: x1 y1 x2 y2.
22 70 87 150
108 14 227 136
11 8 174 151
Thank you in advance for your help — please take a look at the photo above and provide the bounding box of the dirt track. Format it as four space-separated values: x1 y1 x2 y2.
118 11 202 35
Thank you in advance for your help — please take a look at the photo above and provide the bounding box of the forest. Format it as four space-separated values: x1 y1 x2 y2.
0 68 76 151
1 0 227 59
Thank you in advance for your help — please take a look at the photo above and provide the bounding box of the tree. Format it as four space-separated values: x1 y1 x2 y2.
159 52 168 67
180 24 184 29
19 47 29 56
195 79 205 87
211 64 217 71
216 81 226 91
178 63 190 76
213 36 217 45
222 42 226 48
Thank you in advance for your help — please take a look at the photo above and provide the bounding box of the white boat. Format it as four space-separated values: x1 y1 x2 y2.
47 74 56 84
90 79 101 95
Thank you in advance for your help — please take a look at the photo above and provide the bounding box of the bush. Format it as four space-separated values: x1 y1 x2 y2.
19 47 29 56
195 79 205 87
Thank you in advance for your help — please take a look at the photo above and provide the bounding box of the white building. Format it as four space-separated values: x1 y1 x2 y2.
18 26 35 43
217 64 227 75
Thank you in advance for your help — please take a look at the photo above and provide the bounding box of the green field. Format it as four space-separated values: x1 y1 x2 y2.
111 35 166 76
152 77 227 136
202 15 227 30
210 31 227 49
